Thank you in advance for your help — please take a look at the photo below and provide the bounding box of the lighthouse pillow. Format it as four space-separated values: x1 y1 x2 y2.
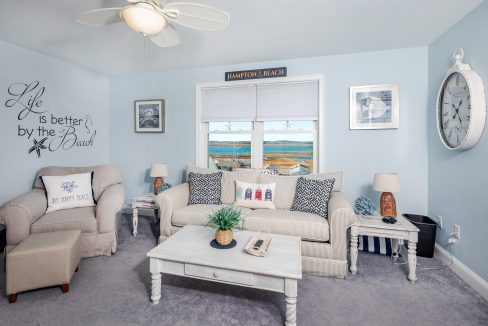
234 180 276 209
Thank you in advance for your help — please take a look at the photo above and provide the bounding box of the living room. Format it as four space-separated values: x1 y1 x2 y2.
0 0 487 325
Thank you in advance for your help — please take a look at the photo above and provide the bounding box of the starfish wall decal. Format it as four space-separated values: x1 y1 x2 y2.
28 137 48 158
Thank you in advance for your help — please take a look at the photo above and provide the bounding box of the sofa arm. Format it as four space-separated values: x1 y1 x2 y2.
96 184 125 233
0 189 47 246
328 192 356 261
155 183 189 239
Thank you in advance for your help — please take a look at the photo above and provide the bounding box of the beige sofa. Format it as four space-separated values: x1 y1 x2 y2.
156 165 356 278
0 165 124 258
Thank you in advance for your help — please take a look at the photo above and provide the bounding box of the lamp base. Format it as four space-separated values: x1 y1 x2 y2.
380 192 397 217
153 177 164 195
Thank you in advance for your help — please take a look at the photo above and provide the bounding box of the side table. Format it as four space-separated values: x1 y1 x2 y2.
350 214 419 283
132 193 158 236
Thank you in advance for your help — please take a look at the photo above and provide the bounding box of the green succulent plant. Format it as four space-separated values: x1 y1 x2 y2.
205 206 243 231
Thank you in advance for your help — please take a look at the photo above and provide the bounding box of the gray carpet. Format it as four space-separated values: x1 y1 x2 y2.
1 214 487 326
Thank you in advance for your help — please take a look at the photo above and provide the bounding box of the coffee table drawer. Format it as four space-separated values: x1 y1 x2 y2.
185 263 254 286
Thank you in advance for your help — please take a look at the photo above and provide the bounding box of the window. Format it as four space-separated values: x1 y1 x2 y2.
197 76 323 174
208 122 252 171
263 121 315 175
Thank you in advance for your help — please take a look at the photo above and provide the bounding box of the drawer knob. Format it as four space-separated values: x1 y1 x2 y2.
213 271 220 278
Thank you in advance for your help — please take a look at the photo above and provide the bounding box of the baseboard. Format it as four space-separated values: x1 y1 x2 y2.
435 243 488 301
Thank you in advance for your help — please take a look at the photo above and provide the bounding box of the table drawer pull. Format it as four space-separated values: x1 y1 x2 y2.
185 264 254 286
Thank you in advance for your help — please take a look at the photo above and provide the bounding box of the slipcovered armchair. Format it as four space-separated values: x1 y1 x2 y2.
0 165 124 258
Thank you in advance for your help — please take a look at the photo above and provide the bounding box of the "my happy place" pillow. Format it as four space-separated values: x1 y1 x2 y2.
41 172 95 213
234 180 276 209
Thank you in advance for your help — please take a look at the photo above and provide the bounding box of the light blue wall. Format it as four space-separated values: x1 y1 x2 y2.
110 47 429 215
0 40 110 204
428 2 488 281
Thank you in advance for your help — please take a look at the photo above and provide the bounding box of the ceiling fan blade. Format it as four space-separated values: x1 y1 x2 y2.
163 3 229 31
76 8 122 27
150 25 181 47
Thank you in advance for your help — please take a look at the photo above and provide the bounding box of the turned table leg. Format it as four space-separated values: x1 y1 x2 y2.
132 207 138 236
284 279 297 326
392 238 400 260
350 227 359 274
407 241 418 283
151 272 162 304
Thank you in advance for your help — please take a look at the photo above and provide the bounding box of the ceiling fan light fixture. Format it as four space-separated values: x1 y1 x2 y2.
121 3 167 36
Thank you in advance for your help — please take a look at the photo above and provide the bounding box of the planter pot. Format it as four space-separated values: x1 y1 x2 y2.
215 230 233 246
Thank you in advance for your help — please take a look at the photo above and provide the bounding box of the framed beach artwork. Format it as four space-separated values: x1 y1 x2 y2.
349 85 399 130
134 99 165 133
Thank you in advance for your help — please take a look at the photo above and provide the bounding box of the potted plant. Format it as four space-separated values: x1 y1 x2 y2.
206 206 243 246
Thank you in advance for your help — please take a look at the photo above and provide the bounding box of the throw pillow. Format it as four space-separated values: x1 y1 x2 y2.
41 172 95 213
234 180 276 209
188 172 223 205
290 177 335 218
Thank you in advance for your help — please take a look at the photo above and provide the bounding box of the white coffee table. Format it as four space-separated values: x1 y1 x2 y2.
350 214 420 283
147 225 302 326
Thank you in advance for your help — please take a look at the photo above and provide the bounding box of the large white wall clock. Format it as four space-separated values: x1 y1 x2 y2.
436 49 486 150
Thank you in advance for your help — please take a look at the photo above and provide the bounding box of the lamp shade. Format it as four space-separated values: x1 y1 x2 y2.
373 173 400 192
121 3 167 36
150 163 168 177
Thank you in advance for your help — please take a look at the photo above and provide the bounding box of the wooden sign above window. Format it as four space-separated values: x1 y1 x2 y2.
225 67 287 82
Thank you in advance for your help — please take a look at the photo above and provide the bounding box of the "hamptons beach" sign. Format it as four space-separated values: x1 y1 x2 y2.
225 67 287 81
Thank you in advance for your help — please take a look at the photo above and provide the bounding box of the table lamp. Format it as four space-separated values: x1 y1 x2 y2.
150 163 168 195
373 173 400 218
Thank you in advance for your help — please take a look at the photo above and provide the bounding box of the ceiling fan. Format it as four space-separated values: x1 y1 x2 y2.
76 0 230 48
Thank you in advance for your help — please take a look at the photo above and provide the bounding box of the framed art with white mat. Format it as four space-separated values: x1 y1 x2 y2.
350 85 399 130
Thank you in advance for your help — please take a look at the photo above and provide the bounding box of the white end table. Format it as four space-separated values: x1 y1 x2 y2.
350 214 420 283
131 193 158 236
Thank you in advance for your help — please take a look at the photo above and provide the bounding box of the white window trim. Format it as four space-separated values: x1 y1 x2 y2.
196 74 325 172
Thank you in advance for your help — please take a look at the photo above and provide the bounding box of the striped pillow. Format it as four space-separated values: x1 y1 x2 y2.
359 236 394 255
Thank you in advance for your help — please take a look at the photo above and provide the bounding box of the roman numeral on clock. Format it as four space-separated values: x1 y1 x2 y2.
443 119 449 129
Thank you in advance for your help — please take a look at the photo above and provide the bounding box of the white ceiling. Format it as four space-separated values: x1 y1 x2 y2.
0 0 483 76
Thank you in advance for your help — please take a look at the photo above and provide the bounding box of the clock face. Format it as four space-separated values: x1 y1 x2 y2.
439 72 471 148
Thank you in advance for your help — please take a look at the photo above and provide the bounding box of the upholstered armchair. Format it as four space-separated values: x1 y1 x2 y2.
0 165 124 258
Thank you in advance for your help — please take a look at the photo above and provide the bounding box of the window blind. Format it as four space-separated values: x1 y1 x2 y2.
200 85 256 122
256 80 319 121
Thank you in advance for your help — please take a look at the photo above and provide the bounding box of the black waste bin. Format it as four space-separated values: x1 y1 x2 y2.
403 214 437 258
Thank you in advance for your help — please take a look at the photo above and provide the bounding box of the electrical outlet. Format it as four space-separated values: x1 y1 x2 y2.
453 224 461 240
437 215 443 229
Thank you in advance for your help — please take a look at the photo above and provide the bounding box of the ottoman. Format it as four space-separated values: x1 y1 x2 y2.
6 230 82 303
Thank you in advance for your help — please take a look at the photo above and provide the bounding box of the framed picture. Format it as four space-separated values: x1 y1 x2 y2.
349 85 399 129
134 99 165 133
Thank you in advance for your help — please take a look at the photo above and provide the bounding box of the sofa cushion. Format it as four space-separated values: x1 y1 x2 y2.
34 165 122 201
290 177 335 218
257 171 343 209
172 204 253 227
244 209 329 242
188 172 223 205
31 206 97 234
186 165 259 204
